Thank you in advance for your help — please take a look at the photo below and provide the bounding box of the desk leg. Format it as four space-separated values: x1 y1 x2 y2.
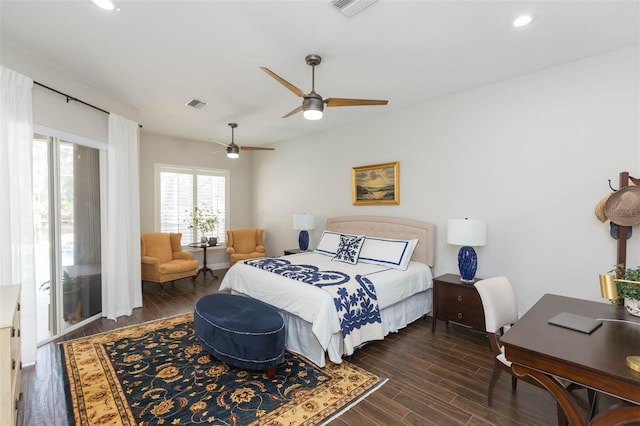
511 364 586 426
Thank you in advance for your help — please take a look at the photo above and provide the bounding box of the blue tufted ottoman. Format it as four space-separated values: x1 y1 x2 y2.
194 293 285 378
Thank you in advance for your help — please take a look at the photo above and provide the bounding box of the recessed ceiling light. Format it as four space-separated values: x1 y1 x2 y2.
91 0 115 11
513 15 533 28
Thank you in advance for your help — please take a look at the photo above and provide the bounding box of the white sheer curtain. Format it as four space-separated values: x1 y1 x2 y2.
0 66 37 363
104 113 142 319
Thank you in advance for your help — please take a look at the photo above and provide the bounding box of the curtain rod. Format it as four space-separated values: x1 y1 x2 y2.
34 81 142 128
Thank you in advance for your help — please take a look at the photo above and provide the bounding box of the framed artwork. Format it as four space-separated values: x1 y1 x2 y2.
352 161 399 205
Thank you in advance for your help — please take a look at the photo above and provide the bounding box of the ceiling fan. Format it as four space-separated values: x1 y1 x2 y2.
260 54 388 120
210 123 274 159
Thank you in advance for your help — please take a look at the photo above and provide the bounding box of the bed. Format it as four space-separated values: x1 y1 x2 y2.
219 215 436 367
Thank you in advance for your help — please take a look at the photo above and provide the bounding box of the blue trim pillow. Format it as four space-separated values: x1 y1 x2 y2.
358 237 419 270
332 234 365 265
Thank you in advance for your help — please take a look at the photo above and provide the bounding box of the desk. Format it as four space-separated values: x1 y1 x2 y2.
189 243 218 282
501 294 640 425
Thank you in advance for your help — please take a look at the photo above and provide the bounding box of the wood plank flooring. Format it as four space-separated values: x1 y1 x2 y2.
17 270 595 425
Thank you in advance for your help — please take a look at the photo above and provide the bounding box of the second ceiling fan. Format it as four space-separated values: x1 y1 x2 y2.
211 123 274 159
260 54 388 120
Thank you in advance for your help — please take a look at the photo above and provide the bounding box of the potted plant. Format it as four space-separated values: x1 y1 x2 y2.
618 265 640 316
39 270 81 321
186 204 219 244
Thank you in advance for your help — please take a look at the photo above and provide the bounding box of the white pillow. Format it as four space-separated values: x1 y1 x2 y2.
332 234 365 265
314 231 360 257
358 237 418 270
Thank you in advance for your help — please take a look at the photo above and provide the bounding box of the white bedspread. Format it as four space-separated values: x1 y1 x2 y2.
219 252 433 359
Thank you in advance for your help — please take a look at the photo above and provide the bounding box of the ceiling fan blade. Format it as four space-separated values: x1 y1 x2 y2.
282 105 303 118
209 138 230 147
240 146 275 151
325 98 389 107
260 67 307 98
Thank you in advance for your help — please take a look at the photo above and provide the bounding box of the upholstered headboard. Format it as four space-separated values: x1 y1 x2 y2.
326 215 435 267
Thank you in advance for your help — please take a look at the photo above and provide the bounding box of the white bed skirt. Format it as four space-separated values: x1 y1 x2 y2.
230 289 432 367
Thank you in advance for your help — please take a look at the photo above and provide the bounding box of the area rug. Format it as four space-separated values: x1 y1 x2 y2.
60 313 386 425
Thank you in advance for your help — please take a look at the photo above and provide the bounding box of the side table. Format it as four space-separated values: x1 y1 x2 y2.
284 248 303 255
189 243 219 282
431 273 485 333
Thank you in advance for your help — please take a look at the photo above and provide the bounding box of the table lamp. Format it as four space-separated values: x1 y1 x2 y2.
599 273 640 372
447 218 487 282
293 213 314 251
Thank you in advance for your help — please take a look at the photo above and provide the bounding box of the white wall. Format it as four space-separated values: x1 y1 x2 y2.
2 42 140 140
252 46 640 314
139 132 255 268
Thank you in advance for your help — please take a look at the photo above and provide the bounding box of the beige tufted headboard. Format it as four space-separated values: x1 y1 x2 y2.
326 215 435 267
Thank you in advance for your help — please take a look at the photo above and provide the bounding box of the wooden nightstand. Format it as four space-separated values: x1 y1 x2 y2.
431 273 485 333
284 248 303 255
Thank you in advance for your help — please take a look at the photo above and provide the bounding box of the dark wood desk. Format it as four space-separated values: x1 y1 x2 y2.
501 294 640 425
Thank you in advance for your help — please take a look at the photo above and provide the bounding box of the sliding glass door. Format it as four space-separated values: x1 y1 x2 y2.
33 133 103 343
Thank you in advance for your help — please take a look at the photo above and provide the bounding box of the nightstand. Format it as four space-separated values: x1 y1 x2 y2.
431 273 485 333
284 248 303 255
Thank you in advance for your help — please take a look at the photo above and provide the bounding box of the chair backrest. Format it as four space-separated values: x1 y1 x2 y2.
141 232 182 263
226 228 264 254
474 276 519 333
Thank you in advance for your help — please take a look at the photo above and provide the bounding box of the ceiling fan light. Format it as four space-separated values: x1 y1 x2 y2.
226 144 240 159
303 96 324 120
303 109 323 120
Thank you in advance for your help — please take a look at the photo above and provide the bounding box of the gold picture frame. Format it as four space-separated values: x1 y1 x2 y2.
352 162 399 205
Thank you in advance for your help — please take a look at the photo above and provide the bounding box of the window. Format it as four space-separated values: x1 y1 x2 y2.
156 164 228 245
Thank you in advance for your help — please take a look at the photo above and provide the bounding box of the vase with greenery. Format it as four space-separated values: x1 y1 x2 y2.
186 204 219 243
610 265 640 316
621 265 640 316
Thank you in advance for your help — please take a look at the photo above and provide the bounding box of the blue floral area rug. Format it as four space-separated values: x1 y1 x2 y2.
60 313 386 425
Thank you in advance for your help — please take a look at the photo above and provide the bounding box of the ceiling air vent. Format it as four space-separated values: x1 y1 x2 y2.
330 0 376 17
185 98 209 109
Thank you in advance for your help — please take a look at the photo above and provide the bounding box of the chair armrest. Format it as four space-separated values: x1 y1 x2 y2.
226 247 236 255
173 252 194 260
256 245 265 253
141 256 159 266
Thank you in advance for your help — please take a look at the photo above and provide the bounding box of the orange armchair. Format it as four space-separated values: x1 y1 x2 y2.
226 228 266 266
141 232 199 291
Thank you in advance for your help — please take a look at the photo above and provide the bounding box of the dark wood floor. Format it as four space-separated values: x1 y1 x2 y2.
18 269 596 426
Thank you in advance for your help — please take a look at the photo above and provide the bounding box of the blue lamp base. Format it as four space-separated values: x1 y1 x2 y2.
298 230 309 251
458 246 478 282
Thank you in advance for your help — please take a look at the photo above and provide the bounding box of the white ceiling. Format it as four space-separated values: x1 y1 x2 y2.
1 1 638 147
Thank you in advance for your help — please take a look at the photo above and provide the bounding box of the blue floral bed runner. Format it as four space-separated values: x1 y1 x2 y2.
243 257 384 351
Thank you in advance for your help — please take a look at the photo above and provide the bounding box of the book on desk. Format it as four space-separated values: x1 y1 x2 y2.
548 312 603 334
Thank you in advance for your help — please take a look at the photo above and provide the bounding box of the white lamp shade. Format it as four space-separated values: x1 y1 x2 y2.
447 218 487 246
293 213 315 230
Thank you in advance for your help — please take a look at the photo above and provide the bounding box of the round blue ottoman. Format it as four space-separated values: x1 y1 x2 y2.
194 293 285 378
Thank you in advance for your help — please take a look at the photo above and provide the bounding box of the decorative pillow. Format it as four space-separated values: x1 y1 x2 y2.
315 231 359 257
358 237 419 270
332 234 365 265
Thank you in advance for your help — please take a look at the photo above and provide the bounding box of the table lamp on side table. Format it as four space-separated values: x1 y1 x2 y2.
447 218 487 282
293 213 314 251
599 273 640 372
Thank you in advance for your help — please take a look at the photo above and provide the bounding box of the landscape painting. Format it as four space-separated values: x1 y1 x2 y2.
352 162 399 205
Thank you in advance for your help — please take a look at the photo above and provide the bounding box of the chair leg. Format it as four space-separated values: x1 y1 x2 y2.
488 361 503 406
512 375 518 391
159 282 166 295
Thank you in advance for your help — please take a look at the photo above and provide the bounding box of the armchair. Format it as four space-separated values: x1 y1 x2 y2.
141 232 199 292
226 228 267 266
